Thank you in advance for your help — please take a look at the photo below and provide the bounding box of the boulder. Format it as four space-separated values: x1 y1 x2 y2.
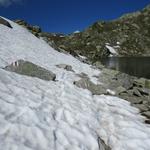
56 64 74 72
120 93 143 104
133 78 146 88
15 20 27 26
115 73 134 89
0 17 12 28
4 60 56 81
138 88 150 96
98 137 111 150
99 68 134 91
115 86 127 95
78 72 89 78
132 88 142 97
133 78 150 92
74 78 107 95
145 120 150 124
32 25 41 33
142 111 150 119
132 104 149 112
93 61 105 69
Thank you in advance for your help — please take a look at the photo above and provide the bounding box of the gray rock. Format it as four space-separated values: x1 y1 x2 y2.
0 17 12 28
4 60 56 81
32 25 41 33
138 88 150 96
129 98 143 104
115 86 127 95
15 20 27 26
98 68 134 91
93 61 105 69
56 64 74 72
98 69 120 90
133 88 142 97
119 93 143 104
142 111 150 119
133 78 146 88
77 72 89 79
142 100 150 105
74 78 107 95
115 73 134 90
98 137 111 150
126 90 134 96
132 104 149 112
96 67 150 122
145 120 150 124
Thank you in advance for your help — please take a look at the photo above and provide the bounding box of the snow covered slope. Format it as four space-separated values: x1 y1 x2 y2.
0 17 150 150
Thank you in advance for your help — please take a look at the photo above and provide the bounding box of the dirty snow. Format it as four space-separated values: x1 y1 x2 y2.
106 44 118 55
0 17 150 150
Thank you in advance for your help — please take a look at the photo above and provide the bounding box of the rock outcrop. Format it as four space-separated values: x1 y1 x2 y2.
4 60 56 81
97 67 150 124
74 77 107 95
14 5 150 62
15 20 41 37
14 20 65 51
53 5 150 61
56 64 74 72
0 17 12 28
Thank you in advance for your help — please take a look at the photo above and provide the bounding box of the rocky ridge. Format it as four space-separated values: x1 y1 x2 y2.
14 19 65 52
53 5 150 61
15 5 150 62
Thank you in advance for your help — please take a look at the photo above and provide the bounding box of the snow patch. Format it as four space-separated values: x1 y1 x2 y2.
74 30 80 34
106 45 118 55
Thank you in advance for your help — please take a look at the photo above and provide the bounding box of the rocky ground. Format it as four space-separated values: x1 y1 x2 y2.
99 67 150 124
14 4 150 63
74 62 150 124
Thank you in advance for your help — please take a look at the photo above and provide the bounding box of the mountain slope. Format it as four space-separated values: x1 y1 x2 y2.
0 17 150 150
53 5 150 60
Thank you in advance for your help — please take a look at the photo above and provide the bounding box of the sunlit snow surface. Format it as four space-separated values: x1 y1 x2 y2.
0 17 150 150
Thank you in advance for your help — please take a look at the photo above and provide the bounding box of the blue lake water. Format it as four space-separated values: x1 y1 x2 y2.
100 57 150 79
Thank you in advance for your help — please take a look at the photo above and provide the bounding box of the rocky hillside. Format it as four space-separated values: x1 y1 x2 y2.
3 16 150 150
53 5 150 61
14 5 150 62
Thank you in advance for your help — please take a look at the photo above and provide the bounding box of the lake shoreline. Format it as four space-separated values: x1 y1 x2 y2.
93 61 150 124
100 57 150 79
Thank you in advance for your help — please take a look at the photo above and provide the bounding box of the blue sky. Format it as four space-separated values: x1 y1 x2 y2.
0 0 150 34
